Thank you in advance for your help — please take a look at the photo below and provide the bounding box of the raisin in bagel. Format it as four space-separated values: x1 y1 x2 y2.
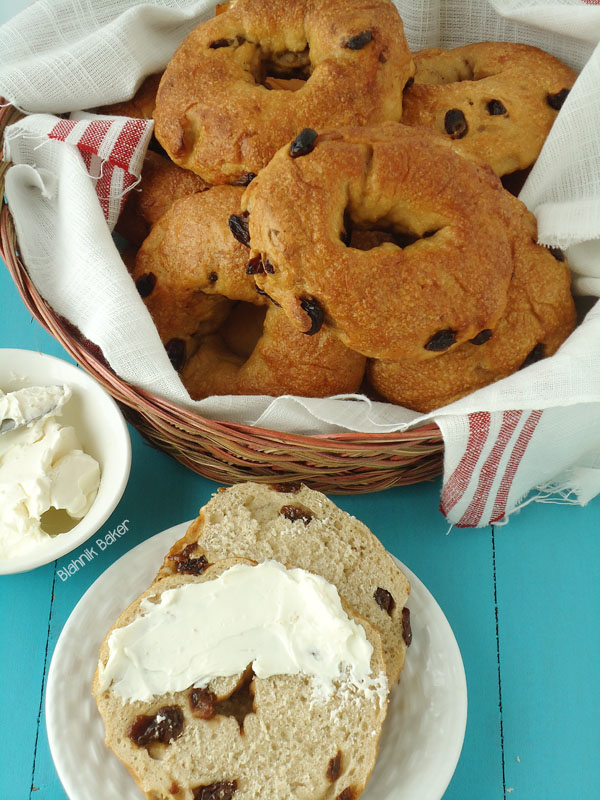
117 151 208 247
366 197 576 411
242 121 517 361
134 186 365 394
153 0 414 184
401 42 577 176
94 558 389 800
133 186 260 370
180 303 366 399
158 482 411 685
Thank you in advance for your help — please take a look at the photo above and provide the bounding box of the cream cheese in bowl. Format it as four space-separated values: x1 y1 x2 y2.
0 384 101 558
0 349 131 574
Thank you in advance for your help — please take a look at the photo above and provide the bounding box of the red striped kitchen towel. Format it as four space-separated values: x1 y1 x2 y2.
47 114 153 229
440 410 545 527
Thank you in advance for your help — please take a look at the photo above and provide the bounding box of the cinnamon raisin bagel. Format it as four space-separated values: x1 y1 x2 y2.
242 122 516 362
157 482 412 685
367 196 576 411
117 151 208 246
135 185 263 305
132 186 261 370
153 0 414 184
94 559 388 800
181 302 366 400
401 42 577 176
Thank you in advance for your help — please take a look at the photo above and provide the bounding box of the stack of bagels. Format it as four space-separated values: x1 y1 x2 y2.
105 0 577 412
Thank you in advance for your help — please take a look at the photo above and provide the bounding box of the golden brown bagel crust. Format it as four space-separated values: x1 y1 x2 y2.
153 0 414 183
243 122 516 361
367 197 576 411
181 303 366 400
401 42 577 176
132 186 264 365
116 151 208 246
134 184 262 300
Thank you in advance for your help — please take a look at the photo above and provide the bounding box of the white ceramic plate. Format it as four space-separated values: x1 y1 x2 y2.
0 349 131 574
46 522 467 800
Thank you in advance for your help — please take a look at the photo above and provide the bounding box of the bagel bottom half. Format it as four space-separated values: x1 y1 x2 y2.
181 302 366 400
93 559 388 800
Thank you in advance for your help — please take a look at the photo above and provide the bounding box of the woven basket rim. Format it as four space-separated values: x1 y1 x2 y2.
0 100 443 454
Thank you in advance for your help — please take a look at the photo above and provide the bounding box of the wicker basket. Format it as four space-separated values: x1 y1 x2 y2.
0 103 444 493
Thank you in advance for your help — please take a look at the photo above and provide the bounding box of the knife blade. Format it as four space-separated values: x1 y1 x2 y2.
0 384 70 435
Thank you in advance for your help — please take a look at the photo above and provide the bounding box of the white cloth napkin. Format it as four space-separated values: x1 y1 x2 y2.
1 0 600 527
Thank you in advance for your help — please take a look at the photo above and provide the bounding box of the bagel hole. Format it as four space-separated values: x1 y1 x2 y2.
175 115 197 158
419 58 494 85
422 58 475 84
260 45 311 91
452 59 475 81
220 303 267 358
345 220 441 251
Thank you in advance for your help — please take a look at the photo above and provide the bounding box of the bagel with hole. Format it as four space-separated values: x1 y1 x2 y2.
401 42 577 176
153 0 414 184
180 302 366 400
367 196 576 411
134 184 365 393
242 121 518 362
132 186 260 371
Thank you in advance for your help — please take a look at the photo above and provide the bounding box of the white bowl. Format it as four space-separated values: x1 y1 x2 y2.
0 349 131 574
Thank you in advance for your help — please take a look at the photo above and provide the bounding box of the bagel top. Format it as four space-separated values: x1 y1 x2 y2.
401 42 578 176
242 122 517 362
153 0 414 184
157 482 411 685
367 196 576 412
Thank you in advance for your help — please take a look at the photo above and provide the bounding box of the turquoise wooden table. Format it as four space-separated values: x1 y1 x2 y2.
1 253 600 799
